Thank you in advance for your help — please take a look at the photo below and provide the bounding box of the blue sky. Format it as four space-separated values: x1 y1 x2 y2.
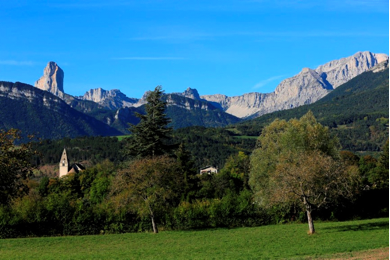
0 0 388 98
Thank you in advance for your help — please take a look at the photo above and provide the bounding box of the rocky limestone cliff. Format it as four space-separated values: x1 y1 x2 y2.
174 87 201 100
165 93 214 111
80 88 138 110
202 51 388 118
370 58 389 73
35 61 64 97
315 51 388 88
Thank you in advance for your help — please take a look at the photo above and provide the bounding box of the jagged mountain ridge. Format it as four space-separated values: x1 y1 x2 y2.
79 88 139 110
85 93 241 133
201 51 388 118
74 51 388 119
31 62 241 133
0 51 386 140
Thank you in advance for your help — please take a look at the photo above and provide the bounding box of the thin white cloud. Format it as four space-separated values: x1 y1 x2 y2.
130 30 388 43
247 0 388 12
113 57 184 60
49 0 136 9
252 75 287 90
0 60 36 66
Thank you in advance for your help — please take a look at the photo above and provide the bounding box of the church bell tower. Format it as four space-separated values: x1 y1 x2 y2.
59 148 69 177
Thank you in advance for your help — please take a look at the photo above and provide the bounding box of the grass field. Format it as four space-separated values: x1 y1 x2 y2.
0 218 388 259
116 135 131 141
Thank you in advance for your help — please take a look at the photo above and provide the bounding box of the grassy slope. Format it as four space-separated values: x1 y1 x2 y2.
0 218 388 259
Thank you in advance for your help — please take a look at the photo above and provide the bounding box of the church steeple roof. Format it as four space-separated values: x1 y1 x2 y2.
60 148 68 165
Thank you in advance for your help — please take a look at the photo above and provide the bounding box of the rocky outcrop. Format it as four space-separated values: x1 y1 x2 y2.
201 51 388 118
174 87 201 100
80 88 138 110
370 58 389 73
165 94 214 111
35 61 64 97
202 92 269 118
314 51 388 88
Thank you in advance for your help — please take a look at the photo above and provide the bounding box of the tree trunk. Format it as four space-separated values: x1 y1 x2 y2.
148 205 158 233
303 197 315 234
151 214 158 233
306 210 315 234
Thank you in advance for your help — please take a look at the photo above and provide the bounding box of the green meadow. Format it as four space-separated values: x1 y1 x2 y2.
0 218 388 259
116 135 132 141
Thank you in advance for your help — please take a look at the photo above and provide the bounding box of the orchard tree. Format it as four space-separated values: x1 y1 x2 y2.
125 86 172 158
111 155 183 233
0 129 37 205
249 112 359 234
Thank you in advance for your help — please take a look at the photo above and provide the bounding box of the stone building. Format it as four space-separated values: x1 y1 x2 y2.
59 148 85 177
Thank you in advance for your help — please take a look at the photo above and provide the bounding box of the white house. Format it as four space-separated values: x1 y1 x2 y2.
199 166 218 175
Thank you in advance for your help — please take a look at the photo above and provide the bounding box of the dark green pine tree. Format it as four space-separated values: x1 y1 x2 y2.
126 86 173 158
175 142 197 202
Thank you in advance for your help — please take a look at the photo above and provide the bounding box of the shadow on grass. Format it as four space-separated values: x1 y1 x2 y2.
322 221 389 233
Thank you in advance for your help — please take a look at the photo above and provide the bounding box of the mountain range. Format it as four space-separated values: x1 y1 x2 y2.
0 51 387 140
201 51 388 118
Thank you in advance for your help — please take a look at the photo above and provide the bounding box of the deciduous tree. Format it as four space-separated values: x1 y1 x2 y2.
249 112 358 234
0 129 37 205
111 155 183 233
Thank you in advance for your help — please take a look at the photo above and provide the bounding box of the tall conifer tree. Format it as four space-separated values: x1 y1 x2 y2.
126 86 172 158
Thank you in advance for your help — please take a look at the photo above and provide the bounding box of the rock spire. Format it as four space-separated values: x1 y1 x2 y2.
35 61 64 97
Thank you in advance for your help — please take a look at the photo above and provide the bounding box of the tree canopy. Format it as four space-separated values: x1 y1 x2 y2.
112 155 184 233
249 111 358 234
0 129 36 205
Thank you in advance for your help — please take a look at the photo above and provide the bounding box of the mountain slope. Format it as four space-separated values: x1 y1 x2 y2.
201 51 388 118
232 61 389 151
164 94 241 128
0 81 122 140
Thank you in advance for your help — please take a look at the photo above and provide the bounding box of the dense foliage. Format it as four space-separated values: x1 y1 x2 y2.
250 112 359 234
170 126 255 169
0 123 388 238
0 129 37 205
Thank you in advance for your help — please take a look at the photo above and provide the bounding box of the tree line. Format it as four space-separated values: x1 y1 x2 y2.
0 86 388 237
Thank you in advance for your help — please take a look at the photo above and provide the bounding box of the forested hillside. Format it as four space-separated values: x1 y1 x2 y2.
32 136 124 166
0 82 122 140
